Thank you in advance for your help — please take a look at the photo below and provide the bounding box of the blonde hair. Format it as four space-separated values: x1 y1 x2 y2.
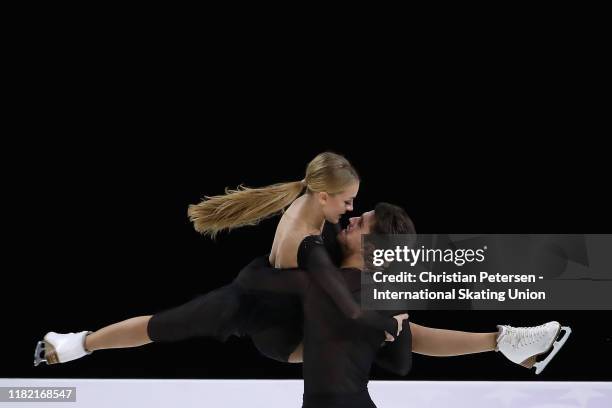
188 152 359 237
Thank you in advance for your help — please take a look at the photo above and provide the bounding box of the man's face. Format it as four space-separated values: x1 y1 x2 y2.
337 210 375 253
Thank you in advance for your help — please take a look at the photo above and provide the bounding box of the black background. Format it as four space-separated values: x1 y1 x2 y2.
4 39 611 381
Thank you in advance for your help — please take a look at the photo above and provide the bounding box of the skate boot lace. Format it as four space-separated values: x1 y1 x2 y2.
508 323 548 349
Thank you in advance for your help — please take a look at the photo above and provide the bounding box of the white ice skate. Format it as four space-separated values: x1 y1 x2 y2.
496 321 571 374
33 331 93 366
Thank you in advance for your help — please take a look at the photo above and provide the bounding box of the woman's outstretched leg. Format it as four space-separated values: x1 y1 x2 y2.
85 315 153 352
34 315 154 366
35 283 246 366
410 321 571 374
410 322 497 356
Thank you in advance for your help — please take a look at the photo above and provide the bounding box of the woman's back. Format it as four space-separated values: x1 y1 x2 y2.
269 195 322 268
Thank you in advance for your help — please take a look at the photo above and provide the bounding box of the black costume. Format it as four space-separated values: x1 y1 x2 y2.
146 226 412 407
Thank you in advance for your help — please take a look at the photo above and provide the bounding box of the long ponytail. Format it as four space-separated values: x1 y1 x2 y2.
188 181 306 238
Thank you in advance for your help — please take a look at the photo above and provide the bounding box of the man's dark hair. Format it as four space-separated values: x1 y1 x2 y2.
364 202 416 271
372 202 415 235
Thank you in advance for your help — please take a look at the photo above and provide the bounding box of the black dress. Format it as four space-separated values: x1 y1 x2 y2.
146 225 412 392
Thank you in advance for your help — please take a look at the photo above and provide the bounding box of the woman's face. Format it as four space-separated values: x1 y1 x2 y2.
319 181 359 224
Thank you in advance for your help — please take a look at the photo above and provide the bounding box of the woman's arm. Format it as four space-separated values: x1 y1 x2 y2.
298 236 399 336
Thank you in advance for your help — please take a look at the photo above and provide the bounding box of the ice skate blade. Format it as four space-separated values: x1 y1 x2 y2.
33 340 59 366
534 326 572 375
33 341 46 366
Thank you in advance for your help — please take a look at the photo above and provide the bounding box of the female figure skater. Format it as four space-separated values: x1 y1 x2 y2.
35 152 406 366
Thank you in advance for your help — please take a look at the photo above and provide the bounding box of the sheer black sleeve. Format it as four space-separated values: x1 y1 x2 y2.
297 235 398 335
321 222 343 266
